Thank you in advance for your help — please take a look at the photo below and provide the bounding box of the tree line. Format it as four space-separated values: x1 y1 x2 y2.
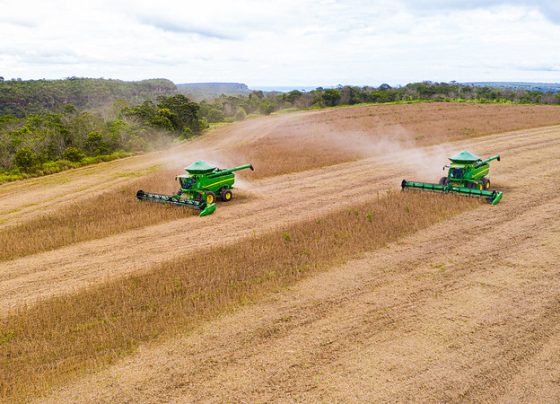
0 94 203 182
1 78 559 183
203 81 560 121
189 81 560 126
0 77 176 117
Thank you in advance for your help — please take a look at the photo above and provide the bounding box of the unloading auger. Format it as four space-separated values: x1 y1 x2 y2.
136 160 254 216
401 150 503 205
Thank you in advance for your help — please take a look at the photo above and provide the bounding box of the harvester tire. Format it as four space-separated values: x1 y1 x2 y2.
439 177 449 186
482 178 490 189
220 189 233 202
205 191 215 205
467 182 480 190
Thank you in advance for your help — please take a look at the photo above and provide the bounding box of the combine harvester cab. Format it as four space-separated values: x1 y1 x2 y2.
137 160 254 216
401 151 503 205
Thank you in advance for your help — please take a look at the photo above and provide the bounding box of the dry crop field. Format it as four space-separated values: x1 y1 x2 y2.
1 102 560 402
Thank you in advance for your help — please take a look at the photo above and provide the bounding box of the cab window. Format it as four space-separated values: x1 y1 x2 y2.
180 177 195 188
449 168 464 179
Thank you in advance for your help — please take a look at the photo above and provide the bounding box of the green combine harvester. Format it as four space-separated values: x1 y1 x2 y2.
401 150 503 205
137 160 254 216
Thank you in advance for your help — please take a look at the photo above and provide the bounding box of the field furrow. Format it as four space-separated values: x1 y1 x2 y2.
1 103 559 402
41 124 560 403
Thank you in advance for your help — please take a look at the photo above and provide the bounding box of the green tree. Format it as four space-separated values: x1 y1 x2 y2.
63 146 85 162
63 104 77 114
260 101 275 115
250 90 264 100
198 102 225 123
181 127 194 140
285 90 302 104
14 147 37 171
156 94 201 133
124 101 158 121
235 107 247 121
150 113 174 131
322 89 341 107
85 131 110 155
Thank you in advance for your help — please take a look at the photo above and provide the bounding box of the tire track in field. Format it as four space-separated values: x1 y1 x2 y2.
42 127 560 403
1 125 560 313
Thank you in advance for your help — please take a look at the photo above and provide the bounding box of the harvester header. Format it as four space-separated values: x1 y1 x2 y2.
136 160 254 216
402 150 503 205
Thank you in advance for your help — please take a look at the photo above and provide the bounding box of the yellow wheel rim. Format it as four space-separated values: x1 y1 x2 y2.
206 194 214 204
478 184 483 190
225 192 231 200
485 182 490 189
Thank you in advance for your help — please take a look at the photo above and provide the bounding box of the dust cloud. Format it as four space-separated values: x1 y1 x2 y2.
310 123 453 181
159 120 459 187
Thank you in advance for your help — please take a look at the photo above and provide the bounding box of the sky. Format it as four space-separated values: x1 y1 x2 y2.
0 0 559 86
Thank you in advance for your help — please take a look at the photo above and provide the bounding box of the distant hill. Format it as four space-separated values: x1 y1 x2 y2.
250 85 318 92
0 78 177 117
464 82 560 93
176 82 251 100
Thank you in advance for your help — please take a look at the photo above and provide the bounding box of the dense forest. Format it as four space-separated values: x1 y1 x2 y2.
0 78 176 117
0 79 252 183
1 77 559 183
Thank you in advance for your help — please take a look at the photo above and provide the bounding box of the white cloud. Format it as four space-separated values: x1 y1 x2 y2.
0 0 559 85
401 1 560 23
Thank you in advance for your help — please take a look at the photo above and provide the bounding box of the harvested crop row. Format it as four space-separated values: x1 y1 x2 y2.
2 103 559 260
0 191 479 402
233 103 560 178
0 170 191 261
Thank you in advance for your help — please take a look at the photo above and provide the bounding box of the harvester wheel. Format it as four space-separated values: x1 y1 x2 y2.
220 188 233 202
438 177 449 186
205 191 215 205
467 182 482 190
482 178 490 189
